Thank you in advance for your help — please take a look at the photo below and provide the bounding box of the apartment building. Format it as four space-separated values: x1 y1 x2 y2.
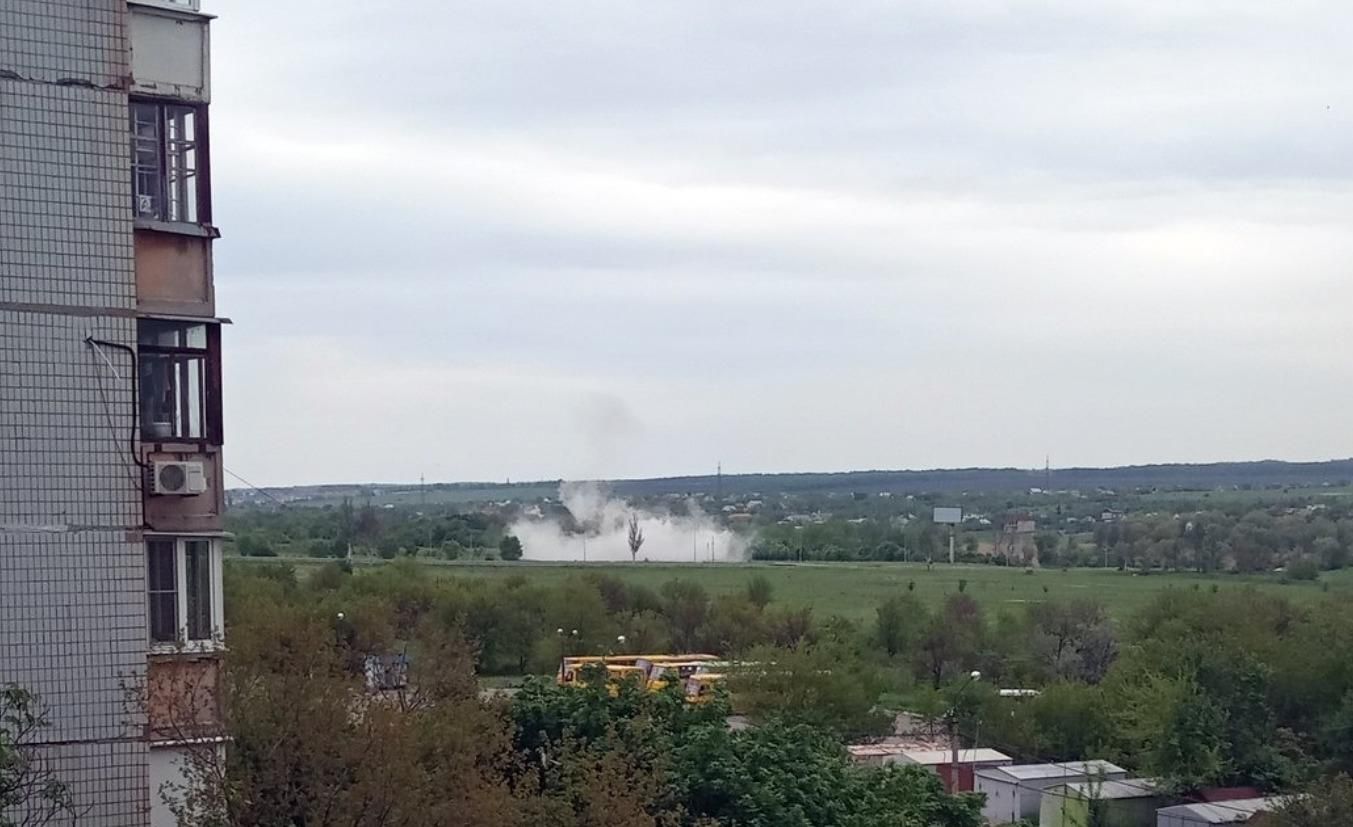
1 1 224 824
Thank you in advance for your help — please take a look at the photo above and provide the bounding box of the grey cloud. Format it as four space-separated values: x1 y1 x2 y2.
207 0 1353 486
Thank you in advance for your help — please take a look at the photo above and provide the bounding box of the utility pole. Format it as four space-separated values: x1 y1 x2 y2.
949 526 956 565
946 670 981 793
716 461 722 501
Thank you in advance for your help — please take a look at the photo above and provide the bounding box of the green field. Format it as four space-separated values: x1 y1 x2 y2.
233 557 1353 623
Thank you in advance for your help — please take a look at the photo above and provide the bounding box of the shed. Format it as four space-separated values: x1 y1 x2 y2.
895 748 1012 792
1155 797 1283 827
975 760 1127 825
1040 778 1172 827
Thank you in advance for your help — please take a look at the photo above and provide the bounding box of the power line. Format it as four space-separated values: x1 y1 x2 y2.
223 466 288 508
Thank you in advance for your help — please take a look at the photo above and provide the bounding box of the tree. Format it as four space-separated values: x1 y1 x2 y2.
498 535 524 562
1034 532 1061 565
916 595 985 688
1319 692 1353 774
701 595 767 656
236 532 276 557
1257 775 1353 827
1028 599 1117 683
626 513 645 562
671 723 982 827
167 605 520 826
875 594 924 657
0 685 75 827
744 575 774 609
874 541 903 561
660 580 709 652
729 645 890 740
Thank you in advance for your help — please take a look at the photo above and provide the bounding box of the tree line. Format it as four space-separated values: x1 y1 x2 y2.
230 500 518 561
750 503 1353 575
237 560 1353 795
143 562 986 827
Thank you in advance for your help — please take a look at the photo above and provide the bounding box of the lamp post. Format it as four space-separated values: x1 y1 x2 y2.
946 670 982 792
557 627 579 681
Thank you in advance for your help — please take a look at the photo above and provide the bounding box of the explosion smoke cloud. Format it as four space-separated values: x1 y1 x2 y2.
509 481 748 562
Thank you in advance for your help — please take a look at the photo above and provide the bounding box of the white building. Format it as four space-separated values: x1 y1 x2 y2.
1040 778 1167 827
1155 798 1283 827
974 760 1127 825
1 1 226 824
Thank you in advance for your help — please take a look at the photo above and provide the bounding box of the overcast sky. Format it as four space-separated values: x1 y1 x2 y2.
207 0 1353 487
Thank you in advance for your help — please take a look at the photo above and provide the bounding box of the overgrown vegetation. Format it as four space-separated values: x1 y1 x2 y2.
175 563 991 826
211 559 1353 817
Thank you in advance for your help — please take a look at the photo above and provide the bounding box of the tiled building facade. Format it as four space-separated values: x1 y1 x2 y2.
1 1 223 824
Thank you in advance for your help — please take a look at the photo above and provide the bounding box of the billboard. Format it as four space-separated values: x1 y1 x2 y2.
933 507 962 525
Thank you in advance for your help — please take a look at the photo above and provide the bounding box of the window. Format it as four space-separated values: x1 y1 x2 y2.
147 541 178 643
131 101 208 224
146 538 222 648
138 320 222 443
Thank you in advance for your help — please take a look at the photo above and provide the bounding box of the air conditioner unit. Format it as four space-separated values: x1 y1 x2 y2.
151 461 208 496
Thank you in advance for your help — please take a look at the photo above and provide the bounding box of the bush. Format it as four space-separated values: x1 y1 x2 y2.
498 535 524 561
236 532 277 557
745 575 774 609
1285 559 1320 582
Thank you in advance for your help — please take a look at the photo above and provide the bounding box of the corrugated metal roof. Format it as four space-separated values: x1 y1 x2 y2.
976 759 1126 782
899 748 1011 765
1156 797 1282 824
1058 778 1160 799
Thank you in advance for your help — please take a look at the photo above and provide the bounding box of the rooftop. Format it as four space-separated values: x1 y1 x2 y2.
1060 778 1160 800
1156 797 1284 824
900 748 1011 765
976 760 1126 782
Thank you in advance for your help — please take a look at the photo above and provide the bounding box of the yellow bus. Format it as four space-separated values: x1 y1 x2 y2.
684 673 725 703
558 653 719 688
641 659 721 691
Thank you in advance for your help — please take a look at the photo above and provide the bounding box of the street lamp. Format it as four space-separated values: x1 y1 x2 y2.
946 671 982 792
557 627 581 682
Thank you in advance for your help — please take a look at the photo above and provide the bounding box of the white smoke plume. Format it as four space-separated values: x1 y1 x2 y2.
510 481 748 562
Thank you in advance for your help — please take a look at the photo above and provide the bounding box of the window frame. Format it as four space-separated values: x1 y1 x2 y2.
129 98 212 226
146 536 224 653
138 319 223 446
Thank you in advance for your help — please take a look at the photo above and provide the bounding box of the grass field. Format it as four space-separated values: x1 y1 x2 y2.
233 557 1353 623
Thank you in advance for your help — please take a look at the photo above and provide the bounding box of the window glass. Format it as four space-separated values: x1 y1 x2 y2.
164 106 199 223
130 102 200 223
185 540 213 640
139 321 207 349
131 103 162 218
147 541 177 643
138 321 213 441
140 353 205 440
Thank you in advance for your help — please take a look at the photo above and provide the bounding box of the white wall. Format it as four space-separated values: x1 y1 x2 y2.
129 5 210 102
149 746 190 827
976 776 1022 824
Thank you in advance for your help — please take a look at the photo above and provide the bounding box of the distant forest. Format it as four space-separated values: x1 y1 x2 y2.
243 459 1353 504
